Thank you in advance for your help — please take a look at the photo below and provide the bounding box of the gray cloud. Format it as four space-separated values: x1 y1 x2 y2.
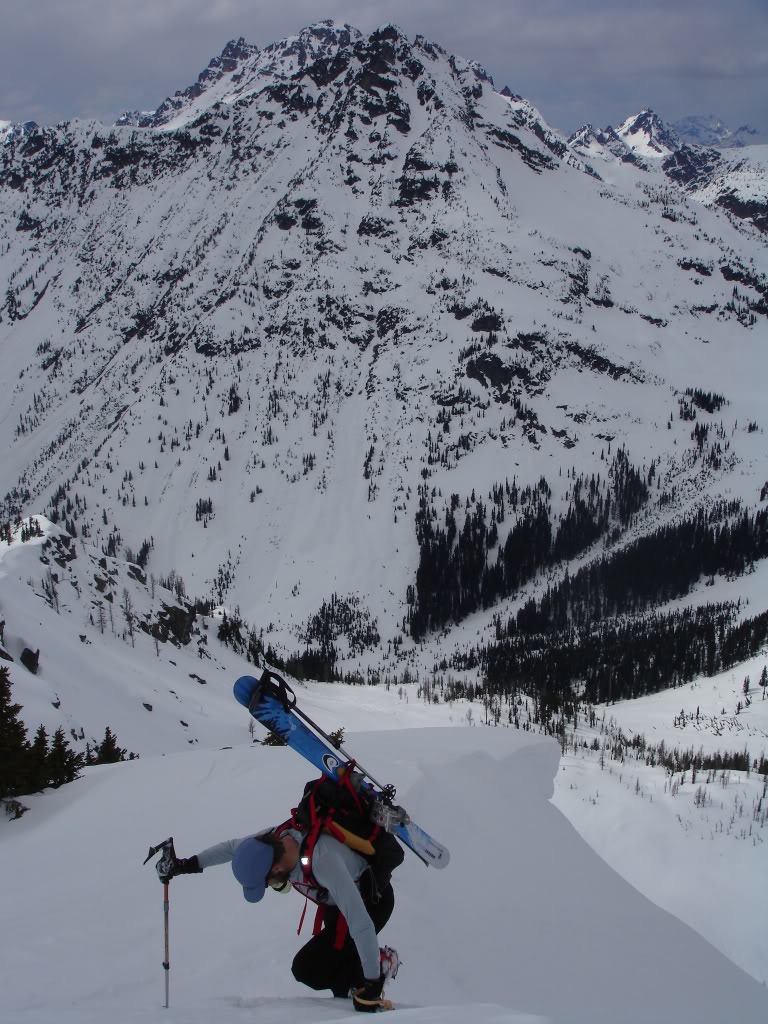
1 0 765 136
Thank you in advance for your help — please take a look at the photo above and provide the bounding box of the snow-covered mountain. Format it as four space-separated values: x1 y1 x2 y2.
1 20 767 719
0 119 37 145
115 36 263 130
614 108 682 158
1 25 767 1017
567 108 768 230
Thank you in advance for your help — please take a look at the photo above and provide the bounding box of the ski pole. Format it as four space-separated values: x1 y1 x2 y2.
291 702 392 793
143 837 175 1008
163 878 170 1009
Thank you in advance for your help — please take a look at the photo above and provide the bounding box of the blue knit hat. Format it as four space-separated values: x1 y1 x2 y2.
232 838 273 903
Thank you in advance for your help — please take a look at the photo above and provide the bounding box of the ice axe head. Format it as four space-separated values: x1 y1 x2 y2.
143 836 176 880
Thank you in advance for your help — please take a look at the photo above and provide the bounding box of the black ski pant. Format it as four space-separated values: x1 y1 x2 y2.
291 883 395 997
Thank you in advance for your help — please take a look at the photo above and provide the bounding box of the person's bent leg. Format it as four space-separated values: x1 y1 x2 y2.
292 930 338 991
292 887 396 996
292 908 354 996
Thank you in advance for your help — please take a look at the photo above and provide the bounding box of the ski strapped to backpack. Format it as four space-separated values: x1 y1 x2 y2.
274 761 405 947
234 669 450 869
249 668 399 806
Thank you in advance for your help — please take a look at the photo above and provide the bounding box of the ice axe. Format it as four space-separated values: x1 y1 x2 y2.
143 836 175 1008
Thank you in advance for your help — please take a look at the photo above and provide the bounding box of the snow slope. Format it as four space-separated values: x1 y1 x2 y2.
553 662 768 985
2 727 767 1024
2 516 767 995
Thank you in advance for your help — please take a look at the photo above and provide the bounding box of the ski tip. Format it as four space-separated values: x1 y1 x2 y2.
434 848 450 869
233 675 260 707
420 846 450 869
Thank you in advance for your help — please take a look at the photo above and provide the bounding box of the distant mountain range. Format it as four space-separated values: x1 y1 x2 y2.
1 23 767 728
565 109 761 159
672 114 760 149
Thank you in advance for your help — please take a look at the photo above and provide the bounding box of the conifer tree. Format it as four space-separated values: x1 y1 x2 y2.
46 727 83 788
0 666 29 799
28 724 50 792
94 726 126 764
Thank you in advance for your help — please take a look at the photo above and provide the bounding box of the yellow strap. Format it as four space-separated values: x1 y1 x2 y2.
324 823 376 856
353 992 394 1011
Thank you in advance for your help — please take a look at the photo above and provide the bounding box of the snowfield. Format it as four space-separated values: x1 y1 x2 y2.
3 726 768 1024
1 519 768 1024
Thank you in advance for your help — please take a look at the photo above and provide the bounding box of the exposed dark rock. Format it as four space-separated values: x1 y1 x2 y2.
451 304 474 320
16 210 42 234
662 145 721 188
716 191 768 233
485 127 557 173
678 259 712 276
376 306 403 337
127 564 147 585
567 342 631 379
142 602 197 646
394 174 440 206
20 647 40 674
467 353 517 389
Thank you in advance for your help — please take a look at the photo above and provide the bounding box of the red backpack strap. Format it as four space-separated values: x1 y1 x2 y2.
296 894 327 939
273 817 295 837
333 912 349 950
298 789 326 885
335 763 382 845
297 897 309 936
303 903 347 949
337 761 364 811
313 904 326 936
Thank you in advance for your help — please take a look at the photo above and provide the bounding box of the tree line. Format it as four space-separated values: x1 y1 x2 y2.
449 603 768 711
409 448 650 640
512 502 767 633
0 666 134 818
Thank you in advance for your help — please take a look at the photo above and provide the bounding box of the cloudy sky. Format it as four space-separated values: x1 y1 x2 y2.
1 0 765 138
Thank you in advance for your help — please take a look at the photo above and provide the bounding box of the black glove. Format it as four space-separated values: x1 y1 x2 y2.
157 854 202 882
353 974 392 1013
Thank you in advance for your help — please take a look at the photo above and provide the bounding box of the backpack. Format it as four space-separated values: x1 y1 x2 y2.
275 761 405 947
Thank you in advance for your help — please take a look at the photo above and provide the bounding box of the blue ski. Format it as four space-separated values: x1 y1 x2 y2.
234 672 449 869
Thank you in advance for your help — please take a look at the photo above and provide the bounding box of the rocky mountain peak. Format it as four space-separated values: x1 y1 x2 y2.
218 36 260 67
567 122 646 166
0 119 39 142
568 123 595 146
614 108 681 157
265 21 361 69
116 36 260 128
